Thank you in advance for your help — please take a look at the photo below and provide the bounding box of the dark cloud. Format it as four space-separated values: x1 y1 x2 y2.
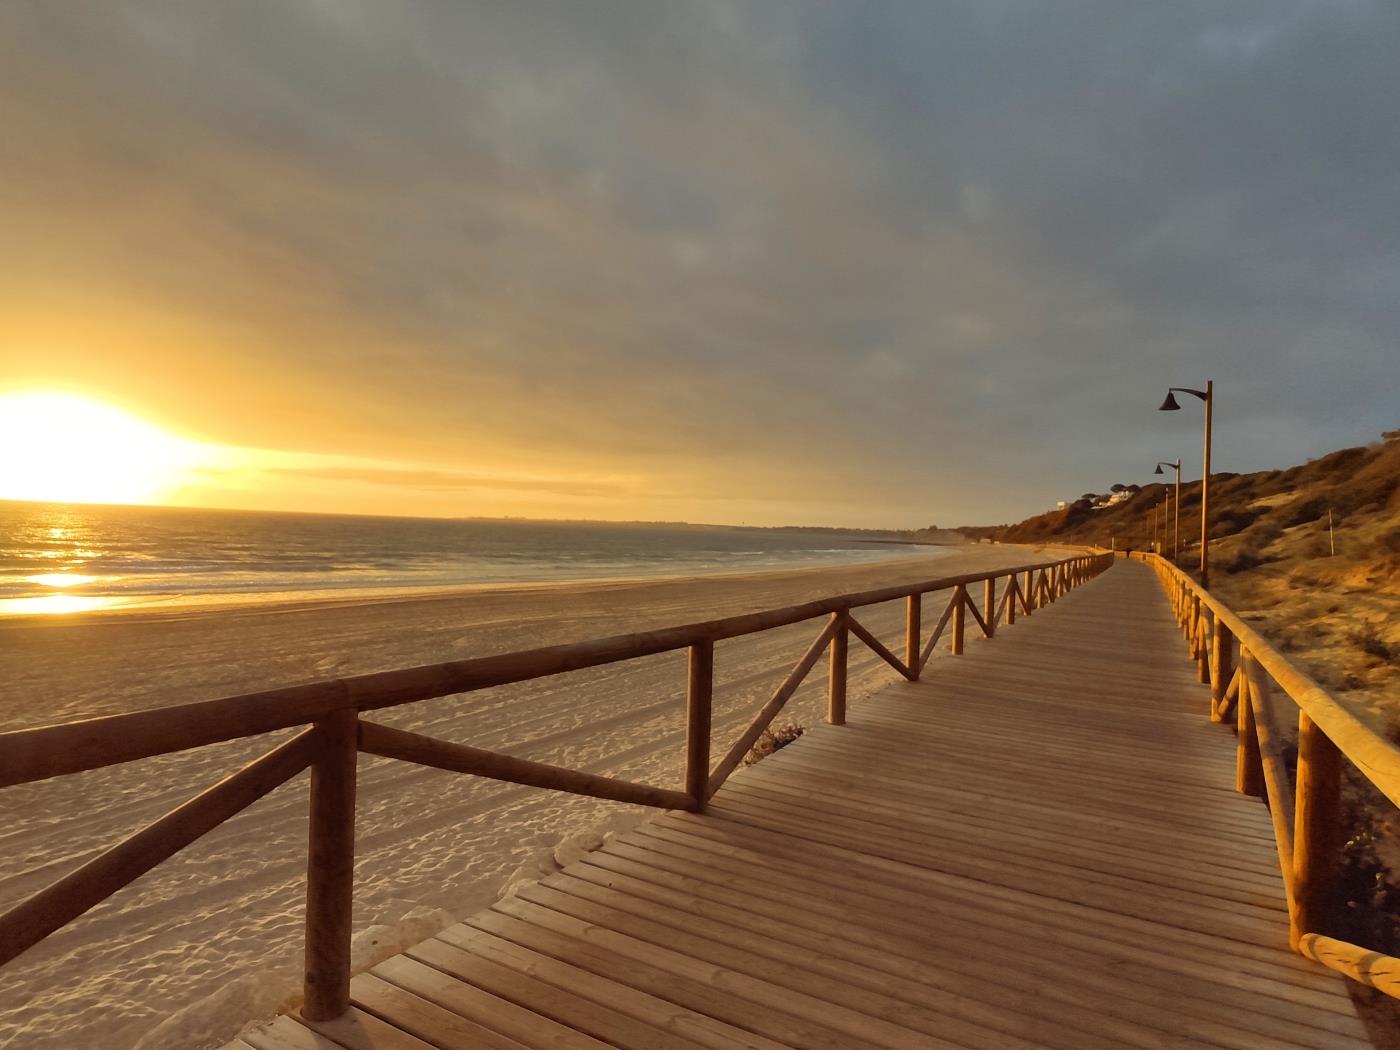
2 1 1397 525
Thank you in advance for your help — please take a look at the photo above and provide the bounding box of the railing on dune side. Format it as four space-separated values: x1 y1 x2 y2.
0 550 1113 1020
1133 551 1400 1000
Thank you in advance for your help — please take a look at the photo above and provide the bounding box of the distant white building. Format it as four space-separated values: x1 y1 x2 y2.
1056 500 1067 511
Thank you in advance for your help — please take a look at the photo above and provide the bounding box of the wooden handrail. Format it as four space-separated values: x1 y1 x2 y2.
0 548 1113 1021
1300 934 1400 998
0 727 320 968
1136 552 1400 1000
917 590 960 673
706 616 840 797
358 721 694 811
1137 553 1400 809
847 614 914 681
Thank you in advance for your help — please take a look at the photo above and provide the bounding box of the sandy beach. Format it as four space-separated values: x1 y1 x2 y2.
0 543 1064 1050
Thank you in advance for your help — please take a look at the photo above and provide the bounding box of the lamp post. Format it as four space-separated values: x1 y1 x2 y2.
1159 381 1214 587
1153 459 1181 563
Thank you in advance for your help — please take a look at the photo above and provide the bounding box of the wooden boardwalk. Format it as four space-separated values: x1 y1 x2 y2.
232 562 1372 1049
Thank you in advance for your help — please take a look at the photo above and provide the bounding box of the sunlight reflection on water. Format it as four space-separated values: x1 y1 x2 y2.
0 594 126 615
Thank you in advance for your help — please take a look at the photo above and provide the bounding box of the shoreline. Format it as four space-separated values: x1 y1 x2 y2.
0 545 965 629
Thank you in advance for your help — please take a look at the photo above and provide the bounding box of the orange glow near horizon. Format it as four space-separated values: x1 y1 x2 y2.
0 391 218 506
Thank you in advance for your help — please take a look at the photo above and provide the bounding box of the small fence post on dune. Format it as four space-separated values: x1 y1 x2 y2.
685 641 714 810
905 594 922 680
303 706 358 1022
1292 712 1342 949
828 610 849 725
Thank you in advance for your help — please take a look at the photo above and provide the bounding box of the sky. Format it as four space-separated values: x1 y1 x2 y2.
2 1 1397 528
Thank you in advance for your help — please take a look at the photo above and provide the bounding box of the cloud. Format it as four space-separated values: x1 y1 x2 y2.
259 464 633 499
2 1 1398 525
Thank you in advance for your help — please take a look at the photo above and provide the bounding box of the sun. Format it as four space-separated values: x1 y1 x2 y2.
0 391 211 505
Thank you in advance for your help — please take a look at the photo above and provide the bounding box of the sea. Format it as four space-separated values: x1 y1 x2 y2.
0 501 942 616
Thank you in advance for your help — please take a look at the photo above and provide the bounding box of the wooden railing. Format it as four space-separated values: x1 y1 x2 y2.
1135 552 1400 999
0 550 1111 1020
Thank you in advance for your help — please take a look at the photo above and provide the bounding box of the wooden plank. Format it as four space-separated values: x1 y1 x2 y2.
450 910 897 1050
535 867 1360 1050
371 955 611 1050
565 849 1369 1043
349 972 533 1050
477 897 939 1050
609 823 1349 1000
515 878 1112 1050
624 815 1331 983
298 1006 441 1049
242 1017 346 1050
407 933 720 1050
722 767 1286 900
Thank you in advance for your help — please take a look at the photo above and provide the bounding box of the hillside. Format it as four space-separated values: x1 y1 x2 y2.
967 431 1400 706
970 432 1400 961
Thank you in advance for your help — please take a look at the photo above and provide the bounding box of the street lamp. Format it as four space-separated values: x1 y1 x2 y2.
1159 381 1214 587
1153 459 1181 563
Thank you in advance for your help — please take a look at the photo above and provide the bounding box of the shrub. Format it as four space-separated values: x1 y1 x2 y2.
1281 496 1328 528
1221 543 1271 574
1243 521 1284 547
744 723 805 766
1349 625 1396 664
1382 526 1400 555
1211 506 1262 535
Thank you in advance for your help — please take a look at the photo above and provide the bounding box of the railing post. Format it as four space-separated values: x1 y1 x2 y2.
684 641 714 810
828 610 848 725
1197 609 1211 684
1006 575 1017 625
1023 570 1034 615
1211 621 1234 723
950 586 966 655
1292 711 1342 949
905 594 922 680
303 706 358 1022
983 577 996 639
1235 658 1264 798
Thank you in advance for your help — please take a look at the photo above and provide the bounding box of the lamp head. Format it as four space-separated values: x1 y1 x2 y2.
1153 464 1164 475
1158 391 1182 411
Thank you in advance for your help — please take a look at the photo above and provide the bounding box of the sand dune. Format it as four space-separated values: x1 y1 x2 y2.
0 545 1063 1050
